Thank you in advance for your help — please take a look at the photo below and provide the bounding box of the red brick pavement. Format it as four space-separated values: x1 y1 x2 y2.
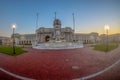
90 61 120 80
0 71 20 80
0 45 120 80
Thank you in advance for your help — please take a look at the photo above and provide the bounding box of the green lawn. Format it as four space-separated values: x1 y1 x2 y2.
93 43 118 52
0 46 27 56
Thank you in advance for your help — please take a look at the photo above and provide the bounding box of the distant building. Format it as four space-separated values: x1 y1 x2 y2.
74 32 99 44
0 36 11 45
109 34 120 43
12 33 35 45
99 33 120 44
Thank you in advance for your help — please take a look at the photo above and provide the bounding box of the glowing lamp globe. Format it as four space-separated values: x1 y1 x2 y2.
104 25 110 30
12 24 16 29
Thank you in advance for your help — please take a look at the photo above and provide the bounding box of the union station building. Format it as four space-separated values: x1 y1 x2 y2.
12 18 120 46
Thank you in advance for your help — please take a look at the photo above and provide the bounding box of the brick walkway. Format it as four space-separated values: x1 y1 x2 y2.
0 45 120 80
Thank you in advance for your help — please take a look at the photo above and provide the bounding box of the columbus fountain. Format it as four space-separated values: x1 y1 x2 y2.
32 18 83 50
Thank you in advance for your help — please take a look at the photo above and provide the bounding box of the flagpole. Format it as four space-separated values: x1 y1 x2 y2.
55 12 56 19
72 13 75 42
36 13 39 45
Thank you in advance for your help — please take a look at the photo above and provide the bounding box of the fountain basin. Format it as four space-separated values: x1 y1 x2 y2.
32 42 83 50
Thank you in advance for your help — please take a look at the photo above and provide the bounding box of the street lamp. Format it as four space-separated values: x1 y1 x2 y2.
104 24 110 52
12 24 16 54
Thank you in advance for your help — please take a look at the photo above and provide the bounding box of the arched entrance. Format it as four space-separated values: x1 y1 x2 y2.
45 35 50 42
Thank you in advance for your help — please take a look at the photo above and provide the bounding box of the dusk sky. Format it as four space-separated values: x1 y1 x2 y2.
0 0 120 37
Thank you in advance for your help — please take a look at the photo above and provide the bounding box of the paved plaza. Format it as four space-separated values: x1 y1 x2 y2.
0 45 120 80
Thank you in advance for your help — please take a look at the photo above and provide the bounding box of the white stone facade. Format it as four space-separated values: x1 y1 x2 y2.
13 19 74 45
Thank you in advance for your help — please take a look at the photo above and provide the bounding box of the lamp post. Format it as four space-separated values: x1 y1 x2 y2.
104 24 110 52
12 24 16 54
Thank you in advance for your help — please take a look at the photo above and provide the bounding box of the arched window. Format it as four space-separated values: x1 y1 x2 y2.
45 35 50 42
